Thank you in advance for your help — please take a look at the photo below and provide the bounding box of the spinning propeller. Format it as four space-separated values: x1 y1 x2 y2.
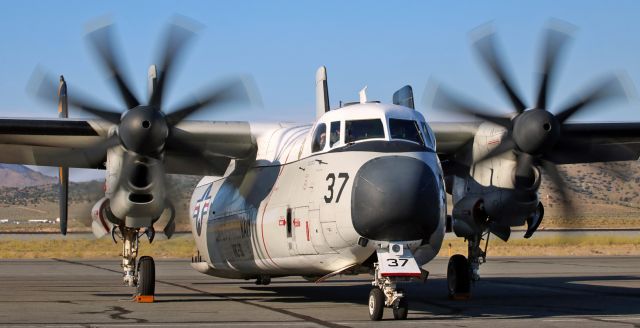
429 21 631 215
31 19 254 231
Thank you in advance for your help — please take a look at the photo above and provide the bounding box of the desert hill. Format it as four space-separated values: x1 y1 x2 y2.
0 164 56 187
0 165 200 232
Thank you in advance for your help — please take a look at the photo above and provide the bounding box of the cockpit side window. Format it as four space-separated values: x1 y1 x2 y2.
329 121 341 147
389 118 424 145
345 119 385 143
312 123 327 152
421 122 436 150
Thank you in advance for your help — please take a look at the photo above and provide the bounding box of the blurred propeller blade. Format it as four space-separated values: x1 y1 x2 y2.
29 69 122 123
149 19 199 109
60 134 121 168
427 81 511 127
474 134 516 163
471 25 528 113
86 23 140 109
166 78 252 125
67 97 122 123
555 73 631 123
540 159 574 217
534 21 575 110
166 128 232 173
514 152 535 188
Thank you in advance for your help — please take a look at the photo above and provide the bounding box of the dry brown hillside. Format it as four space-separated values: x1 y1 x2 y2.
538 161 640 227
0 165 200 232
0 164 56 187
1 161 640 232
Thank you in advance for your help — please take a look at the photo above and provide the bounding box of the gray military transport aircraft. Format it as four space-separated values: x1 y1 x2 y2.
0 19 639 321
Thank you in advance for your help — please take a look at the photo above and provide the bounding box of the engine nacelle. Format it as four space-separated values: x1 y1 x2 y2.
106 147 167 228
451 196 487 238
481 189 539 227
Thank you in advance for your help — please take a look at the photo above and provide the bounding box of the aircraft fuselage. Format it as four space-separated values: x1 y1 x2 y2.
190 104 447 279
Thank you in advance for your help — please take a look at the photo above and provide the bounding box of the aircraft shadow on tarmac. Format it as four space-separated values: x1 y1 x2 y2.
94 275 639 319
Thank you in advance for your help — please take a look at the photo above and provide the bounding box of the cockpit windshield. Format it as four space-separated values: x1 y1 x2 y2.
345 119 385 143
389 118 424 145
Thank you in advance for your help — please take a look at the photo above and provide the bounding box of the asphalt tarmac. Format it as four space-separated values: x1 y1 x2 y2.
0 256 638 327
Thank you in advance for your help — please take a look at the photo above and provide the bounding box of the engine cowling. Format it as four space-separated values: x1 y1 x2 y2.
451 196 487 238
451 190 542 240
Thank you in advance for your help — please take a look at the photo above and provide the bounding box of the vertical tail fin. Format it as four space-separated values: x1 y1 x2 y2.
392 85 415 109
58 76 69 235
315 66 330 118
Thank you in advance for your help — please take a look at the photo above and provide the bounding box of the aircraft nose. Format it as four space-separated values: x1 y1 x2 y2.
351 156 442 241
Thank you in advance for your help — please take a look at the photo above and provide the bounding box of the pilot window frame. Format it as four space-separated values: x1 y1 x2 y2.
345 119 385 143
388 118 425 146
329 121 341 148
311 123 328 153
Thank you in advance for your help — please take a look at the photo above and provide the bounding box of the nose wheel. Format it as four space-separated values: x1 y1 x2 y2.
392 293 409 320
368 287 384 321
368 284 409 321
368 262 413 321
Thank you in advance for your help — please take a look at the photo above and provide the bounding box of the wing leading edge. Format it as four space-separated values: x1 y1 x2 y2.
0 118 256 176
432 120 640 164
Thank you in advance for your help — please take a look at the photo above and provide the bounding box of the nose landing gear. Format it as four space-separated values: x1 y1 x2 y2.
369 264 410 321
367 243 425 321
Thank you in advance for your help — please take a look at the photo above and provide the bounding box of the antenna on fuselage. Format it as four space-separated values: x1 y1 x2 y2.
359 86 368 103
315 66 330 118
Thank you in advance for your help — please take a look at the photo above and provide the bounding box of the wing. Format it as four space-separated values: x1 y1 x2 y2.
0 118 112 168
432 120 640 164
0 118 255 176
431 121 481 155
550 122 640 164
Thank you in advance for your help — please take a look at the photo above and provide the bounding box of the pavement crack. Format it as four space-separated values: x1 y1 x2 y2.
79 306 148 323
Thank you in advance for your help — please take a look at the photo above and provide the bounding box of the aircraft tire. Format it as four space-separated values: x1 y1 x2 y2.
368 287 384 321
447 254 471 299
392 295 408 320
137 256 155 296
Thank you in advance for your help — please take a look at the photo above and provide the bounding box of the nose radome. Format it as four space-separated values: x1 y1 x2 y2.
351 156 442 241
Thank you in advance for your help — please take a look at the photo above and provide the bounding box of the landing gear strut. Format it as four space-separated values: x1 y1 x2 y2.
114 226 156 302
369 263 409 321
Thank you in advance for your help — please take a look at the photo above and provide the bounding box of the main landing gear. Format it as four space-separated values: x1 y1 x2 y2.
114 226 156 302
447 233 487 300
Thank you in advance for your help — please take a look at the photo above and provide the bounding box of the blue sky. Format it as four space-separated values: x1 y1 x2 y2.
1 1 640 179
